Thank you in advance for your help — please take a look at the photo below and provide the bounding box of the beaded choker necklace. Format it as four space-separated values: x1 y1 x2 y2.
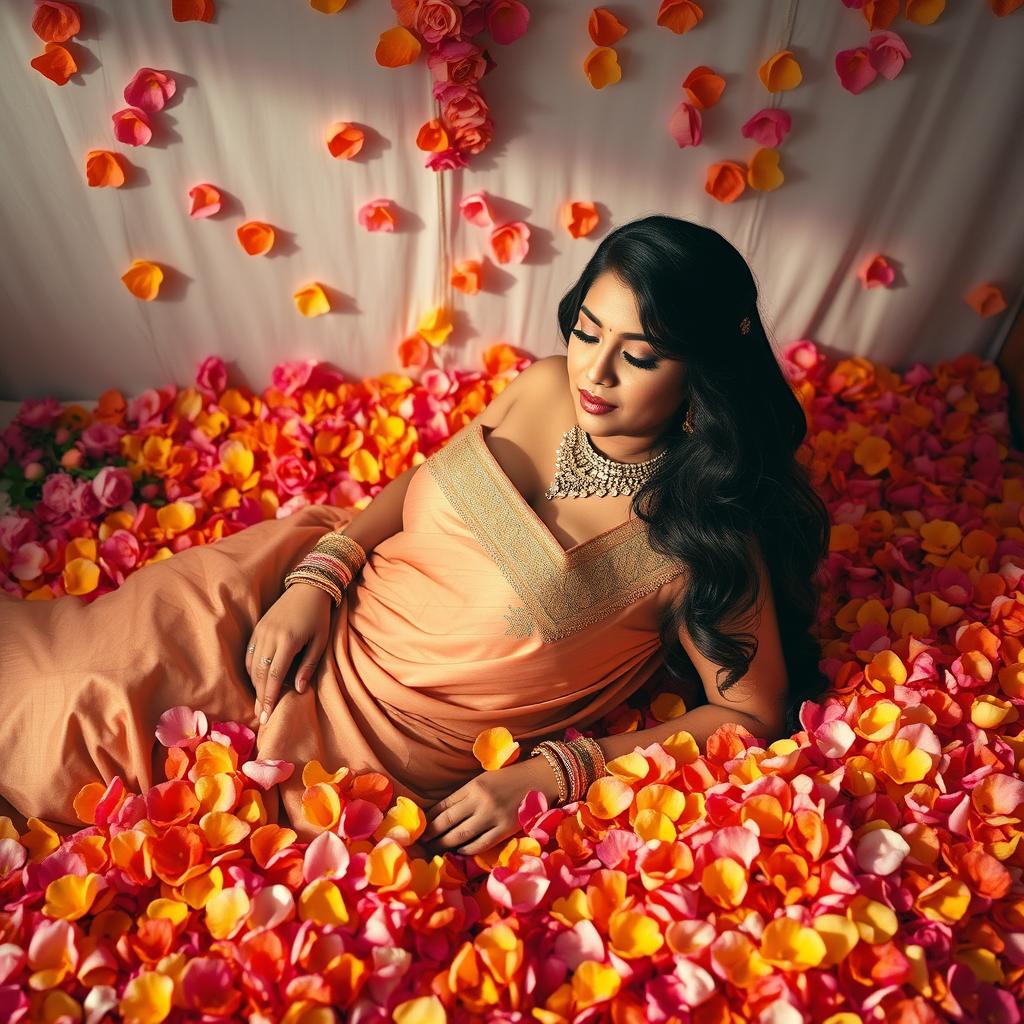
544 425 669 499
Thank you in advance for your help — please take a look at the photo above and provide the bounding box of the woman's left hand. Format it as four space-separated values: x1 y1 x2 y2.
419 756 561 858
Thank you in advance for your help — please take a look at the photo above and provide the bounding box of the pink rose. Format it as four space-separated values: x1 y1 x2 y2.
79 421 122 459
41 472 76 515
272 454 317 497
453 119 493 155
127 387 173 428
486 0 529 45
196 355 228 398
415 0 462 44
100 529 141 575
93 466 134 509
425 148 469 171
70 480 104 519
0 515 39 553
454 0 487 36
16 397 64 429
12 541 48 581
427 39 487 87
439 84 490 130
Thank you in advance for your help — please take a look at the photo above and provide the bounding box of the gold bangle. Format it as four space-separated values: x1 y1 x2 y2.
530 743 567 804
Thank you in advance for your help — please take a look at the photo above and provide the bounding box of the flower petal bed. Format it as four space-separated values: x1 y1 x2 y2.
1 345 1023 1021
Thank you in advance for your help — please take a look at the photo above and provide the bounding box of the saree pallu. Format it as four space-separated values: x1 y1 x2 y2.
0 421 687 840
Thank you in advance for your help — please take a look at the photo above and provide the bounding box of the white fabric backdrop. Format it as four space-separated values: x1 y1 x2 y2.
1 0 1022 407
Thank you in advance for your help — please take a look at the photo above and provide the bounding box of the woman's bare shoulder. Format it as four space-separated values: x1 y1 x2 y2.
477 354 567 430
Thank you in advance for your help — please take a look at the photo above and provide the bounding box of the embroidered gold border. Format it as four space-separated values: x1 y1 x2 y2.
426 422 684 643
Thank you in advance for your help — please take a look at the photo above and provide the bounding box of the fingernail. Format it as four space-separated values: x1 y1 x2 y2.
297 679 305 694
260 710 268 725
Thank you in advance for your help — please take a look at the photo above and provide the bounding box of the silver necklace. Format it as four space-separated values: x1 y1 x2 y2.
544 425 669 499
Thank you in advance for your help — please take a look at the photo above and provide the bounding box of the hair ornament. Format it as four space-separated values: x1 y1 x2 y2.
739 315 752 335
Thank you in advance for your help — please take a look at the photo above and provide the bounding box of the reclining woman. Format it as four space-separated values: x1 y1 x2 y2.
0 215 831 857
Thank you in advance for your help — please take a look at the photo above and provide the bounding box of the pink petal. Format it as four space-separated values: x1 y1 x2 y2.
240 758 294 791
708 825 760 868
188 184 223 219
303 830 351 883
740 108 792 148
668 101 703 147
867 30 911 81
123 67 176 113
487 0 529 45
247 884 295 931
458 190 494 227
855 828 910 875
815 720 856 759
112 107 153 146
155 705 209 749
835 47 878 94
486 856 550 912
0 841 26 883
339 798 383 841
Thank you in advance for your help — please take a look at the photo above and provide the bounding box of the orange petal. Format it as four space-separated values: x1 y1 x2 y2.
375 26 421 68
583 46 622 89
758 50 803 92
451 259 483 295
416 117 450 153
589 7 628 45
357 199 398 232
33 2 81 43
748 148 784 191
121 260 164 300
172 0 215 22
473 727 521 770
705 161 747 202
30 42 78 85
188 183 222 219
905 0 945 24
490 222 531 265
324 122 365 159
293 283 331 317
85 150 126 187
561 201 599 239
417 306 453 346
236 221 275 256
964 282 1007 318
310 0 351 10
682 65 725 108
656 0 704 34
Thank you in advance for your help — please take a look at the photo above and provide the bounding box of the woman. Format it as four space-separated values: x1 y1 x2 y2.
0 215 831 857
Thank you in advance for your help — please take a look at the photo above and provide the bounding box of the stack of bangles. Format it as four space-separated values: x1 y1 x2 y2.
283 529 368 607
529 737 608 805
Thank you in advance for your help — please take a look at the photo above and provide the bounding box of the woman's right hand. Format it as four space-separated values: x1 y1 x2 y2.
246 583 336 726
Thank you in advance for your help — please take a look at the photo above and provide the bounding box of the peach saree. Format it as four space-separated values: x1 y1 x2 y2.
0 421 686 840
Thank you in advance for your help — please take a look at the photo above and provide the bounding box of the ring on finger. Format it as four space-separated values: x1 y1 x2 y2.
247 645 256 654
261 656 273 665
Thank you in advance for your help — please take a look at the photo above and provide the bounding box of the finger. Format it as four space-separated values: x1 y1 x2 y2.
294 633 326 695
256 643 297 725
420 792 465 839
452 825 508 859
423 804 475 848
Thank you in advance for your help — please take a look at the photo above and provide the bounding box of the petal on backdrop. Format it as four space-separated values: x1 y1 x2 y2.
236 221 275 255
740 108 792 147
704 161 747 203
188 183 223 219
121 260 165 301
964 283 1007 318
459 190 495 227
324 121 365 159
293 283 331 317
656 0 703 34
489 221 530 264
85 150 127 187
835 47 878 94
32 1 81 42
375 26 421 67
172 0 215 22
124 67 176 112
758 49 803 91
30 43 78 85
560 201 599 239
682 65 725 108
112 107 153 146
583 46 622 89
668 101 703 147
748 148 784 191
357 199 398 232
450 259 483 294
589 7 628 46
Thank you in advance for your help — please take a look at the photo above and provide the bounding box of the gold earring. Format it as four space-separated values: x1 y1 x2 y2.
682 406 694 434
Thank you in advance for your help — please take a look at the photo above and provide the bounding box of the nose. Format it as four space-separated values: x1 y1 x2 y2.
585 338 617 387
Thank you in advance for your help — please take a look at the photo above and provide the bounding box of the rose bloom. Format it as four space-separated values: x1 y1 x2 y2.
79 421 123 459
452 119 493 155
427 39 487 87
272 454 317 497
41 472 76 515
415 0 461 44
70 480 104 519
425 148 469 171
438 84 489 130
16 397 64 429
92 466 134 509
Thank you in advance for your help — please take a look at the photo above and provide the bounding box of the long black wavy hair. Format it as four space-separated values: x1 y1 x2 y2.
556 215 832 736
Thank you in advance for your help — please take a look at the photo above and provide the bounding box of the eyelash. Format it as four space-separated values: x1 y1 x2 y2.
571 329 659 370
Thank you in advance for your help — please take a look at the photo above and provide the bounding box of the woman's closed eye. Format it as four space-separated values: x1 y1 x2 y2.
571 328 659 370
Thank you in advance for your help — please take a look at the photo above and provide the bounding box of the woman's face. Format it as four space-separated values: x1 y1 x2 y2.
566 270 687 463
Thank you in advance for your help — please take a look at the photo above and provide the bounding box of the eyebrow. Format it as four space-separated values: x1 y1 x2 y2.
580 305 656 342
